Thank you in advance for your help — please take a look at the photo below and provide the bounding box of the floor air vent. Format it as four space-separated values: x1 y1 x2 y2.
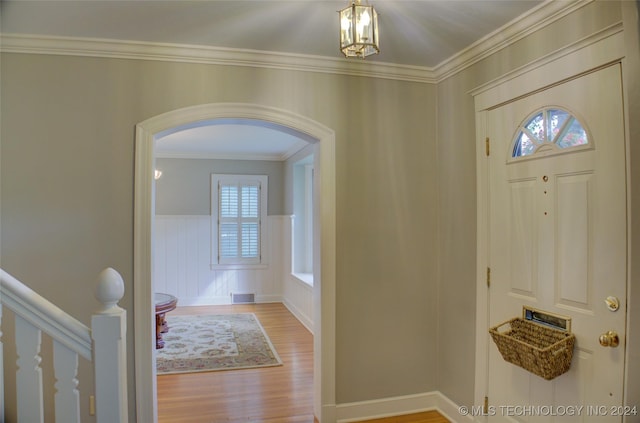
231 292 255 304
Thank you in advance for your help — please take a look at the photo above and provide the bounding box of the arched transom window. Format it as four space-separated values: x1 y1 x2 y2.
512 107 589 158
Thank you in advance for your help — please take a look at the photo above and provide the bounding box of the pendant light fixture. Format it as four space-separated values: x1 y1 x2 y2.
338 0 379 59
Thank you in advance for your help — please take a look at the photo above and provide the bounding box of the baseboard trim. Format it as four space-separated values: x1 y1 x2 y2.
435 393 475 423
335 391 473 423
172 295 282 307
173 296 313 334
283 298 314 334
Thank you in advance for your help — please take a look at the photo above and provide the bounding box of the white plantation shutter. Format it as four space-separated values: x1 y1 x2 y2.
240 185 260 259
212 175 267 266
219 223 238 258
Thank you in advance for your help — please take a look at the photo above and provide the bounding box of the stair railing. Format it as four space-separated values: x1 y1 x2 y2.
0 267 128 423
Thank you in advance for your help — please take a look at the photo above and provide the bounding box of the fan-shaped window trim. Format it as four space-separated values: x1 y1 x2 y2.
510 106 591 161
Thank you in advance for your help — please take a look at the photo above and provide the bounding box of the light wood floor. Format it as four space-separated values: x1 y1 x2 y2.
355 412 449 423
157 303 448 423
157 303 315 422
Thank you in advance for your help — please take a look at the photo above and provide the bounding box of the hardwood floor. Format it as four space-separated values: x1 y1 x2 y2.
354 411 449 423
157 303 315 423
157 303 449 423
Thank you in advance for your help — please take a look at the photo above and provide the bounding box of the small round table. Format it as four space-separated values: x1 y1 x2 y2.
155 293 178 349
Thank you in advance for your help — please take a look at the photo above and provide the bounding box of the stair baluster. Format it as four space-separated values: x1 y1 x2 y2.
15 315 44 422
0 267 128 422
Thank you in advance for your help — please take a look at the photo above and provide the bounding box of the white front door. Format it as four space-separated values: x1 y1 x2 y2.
486 63 627 421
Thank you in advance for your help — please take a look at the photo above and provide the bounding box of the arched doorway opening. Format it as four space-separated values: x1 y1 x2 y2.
134 103 336 422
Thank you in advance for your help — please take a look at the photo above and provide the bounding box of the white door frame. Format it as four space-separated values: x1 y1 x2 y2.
134 103 336 422
472 27 627 414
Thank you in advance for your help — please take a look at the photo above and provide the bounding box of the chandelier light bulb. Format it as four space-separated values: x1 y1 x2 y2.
361 9 370 26
341 15 351 31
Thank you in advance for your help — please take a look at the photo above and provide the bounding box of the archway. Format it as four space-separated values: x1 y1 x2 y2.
134 103 336 422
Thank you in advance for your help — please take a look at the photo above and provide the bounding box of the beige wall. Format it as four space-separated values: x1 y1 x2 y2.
335 79 438 402
0 53 436 419
435 70 478 407
155 158 286 216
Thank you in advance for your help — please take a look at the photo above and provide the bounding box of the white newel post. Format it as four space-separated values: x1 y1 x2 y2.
92 268 128 423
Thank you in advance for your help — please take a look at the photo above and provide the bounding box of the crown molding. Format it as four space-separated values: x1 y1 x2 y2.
469 21 623 104
434 0 593 81
0 33 438 84
0 0 590 85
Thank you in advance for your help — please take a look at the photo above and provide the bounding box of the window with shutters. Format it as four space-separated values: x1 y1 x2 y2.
211 174 268 268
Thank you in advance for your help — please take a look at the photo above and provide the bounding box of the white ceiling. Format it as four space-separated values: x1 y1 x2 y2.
1 0 544 159
155 119 312 160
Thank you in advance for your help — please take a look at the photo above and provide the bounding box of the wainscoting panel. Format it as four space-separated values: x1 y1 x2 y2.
154 215 285 305
283 275 313 333
282 215 314 333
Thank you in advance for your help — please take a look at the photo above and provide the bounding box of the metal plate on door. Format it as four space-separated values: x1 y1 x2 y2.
523 306 572 332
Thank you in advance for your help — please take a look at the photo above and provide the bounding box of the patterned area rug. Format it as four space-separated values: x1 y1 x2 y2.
156 313 282 375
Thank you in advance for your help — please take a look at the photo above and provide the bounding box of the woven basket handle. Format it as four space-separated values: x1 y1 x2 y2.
493 319 513 333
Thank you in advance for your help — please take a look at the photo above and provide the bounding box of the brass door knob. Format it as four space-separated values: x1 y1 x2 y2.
599 330 620 348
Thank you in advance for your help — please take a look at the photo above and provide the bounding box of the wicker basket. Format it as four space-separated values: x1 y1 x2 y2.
489 317 575 380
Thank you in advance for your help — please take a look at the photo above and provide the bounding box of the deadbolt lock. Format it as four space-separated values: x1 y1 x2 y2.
605 296 620 312
599 330 620 348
